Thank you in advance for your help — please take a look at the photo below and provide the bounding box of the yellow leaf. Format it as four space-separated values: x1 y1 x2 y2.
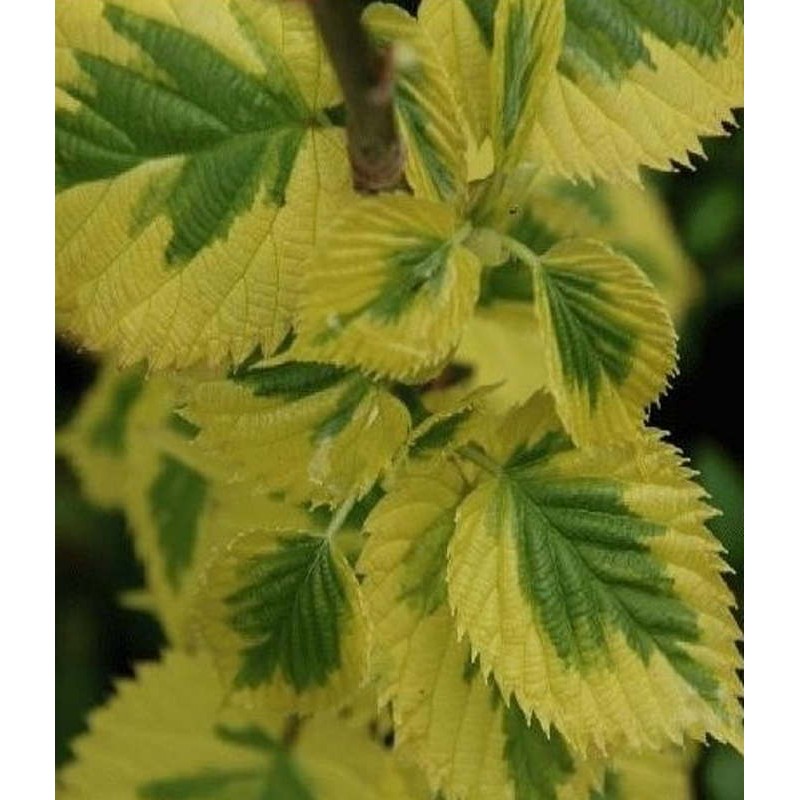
297 194 481 382
530 17 744 183
594 747 694 800
179 358 411 505
56 0 354 368
59 651 422 800
418 0 492 148
449 393 743 756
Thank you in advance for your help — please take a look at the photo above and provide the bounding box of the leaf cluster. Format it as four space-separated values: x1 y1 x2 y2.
56 1 743 798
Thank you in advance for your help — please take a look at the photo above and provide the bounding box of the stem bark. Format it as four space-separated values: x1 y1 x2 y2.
307 0 405 193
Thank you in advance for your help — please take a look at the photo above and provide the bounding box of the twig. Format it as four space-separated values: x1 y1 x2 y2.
305 0 405 192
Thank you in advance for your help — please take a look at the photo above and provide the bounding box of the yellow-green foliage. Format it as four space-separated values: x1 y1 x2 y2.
57 0 743 797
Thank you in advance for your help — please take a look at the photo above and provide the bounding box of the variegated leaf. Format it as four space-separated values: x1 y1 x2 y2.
426 301 549 413
57 362 218 644
530 2 744 182
56 362 148 509
179 357 410 505
533 239 677 446
56 0 353 368
195 503 370 713
424 0 743 182
359 459 602 799
297 195 481 382
488 175 701 324
491 0 564 168
592 747 694 800
449 393 743 755
418 0 493 149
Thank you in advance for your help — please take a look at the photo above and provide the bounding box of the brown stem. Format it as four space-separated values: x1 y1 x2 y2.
306 0 405 193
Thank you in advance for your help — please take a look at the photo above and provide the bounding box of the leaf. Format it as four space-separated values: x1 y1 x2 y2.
364 3 468 205
56 361 225 643
56 362 146 508
359 460 601 799
57 361 264 645
297 195 481 382
130 384 229 633
56 0 354 368
361 462 468 695
180 358 410 505
59 651 422 800
406 385 495 463
490 174 702 324
417 0 493 147
448 393 743 755
530 4 744 182
195 508 369 713
422 0 743 182
533 239 677 446
443 301 548 412
101 369 222 644
592 748 694 800
491 0 564 167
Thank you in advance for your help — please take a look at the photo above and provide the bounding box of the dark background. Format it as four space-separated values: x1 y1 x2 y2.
54 6 744 785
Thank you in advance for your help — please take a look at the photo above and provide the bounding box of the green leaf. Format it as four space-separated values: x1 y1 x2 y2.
296 195 481 382
56 0 354 368
196 510 369 712
180 358 410 505
59 652 422 800
448 393 743 755
533 239 677 446
146 454 208 591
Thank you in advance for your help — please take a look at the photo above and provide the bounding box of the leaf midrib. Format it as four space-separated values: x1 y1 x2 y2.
507 472 697 674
